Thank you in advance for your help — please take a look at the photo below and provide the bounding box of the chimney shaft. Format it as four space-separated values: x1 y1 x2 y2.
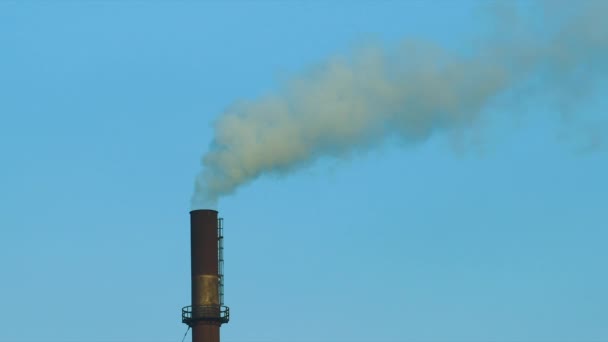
182 209 229 342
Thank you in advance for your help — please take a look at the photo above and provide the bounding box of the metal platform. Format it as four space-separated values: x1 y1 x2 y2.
182 305 230 326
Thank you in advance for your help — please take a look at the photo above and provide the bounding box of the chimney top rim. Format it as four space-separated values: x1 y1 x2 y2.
190 209 219 214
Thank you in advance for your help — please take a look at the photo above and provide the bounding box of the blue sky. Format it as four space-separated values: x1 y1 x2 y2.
1 1 607 342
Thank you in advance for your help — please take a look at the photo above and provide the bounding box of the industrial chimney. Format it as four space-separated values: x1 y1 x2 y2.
182 209 229 342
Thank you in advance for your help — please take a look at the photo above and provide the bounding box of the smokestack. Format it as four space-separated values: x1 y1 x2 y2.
182 209 229 342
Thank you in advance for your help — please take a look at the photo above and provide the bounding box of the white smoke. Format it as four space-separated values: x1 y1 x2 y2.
192 1 608 209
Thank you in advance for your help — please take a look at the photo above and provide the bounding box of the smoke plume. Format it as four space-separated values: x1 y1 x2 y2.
192 1 608 209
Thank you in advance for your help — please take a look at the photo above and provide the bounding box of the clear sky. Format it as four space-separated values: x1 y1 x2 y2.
1 1 606 342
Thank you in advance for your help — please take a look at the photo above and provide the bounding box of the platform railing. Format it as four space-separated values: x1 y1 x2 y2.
182 305 230 325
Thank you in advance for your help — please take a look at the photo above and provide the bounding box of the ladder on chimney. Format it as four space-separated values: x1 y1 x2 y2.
218 218 225 306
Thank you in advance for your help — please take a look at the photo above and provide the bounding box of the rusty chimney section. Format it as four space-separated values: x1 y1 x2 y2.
182 209 229 342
